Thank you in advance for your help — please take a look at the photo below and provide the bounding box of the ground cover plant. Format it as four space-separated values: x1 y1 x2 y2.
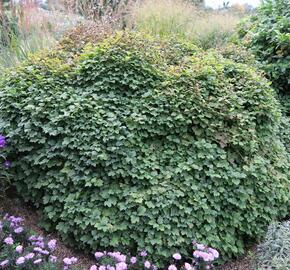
254 221 290 270
0 30 289 267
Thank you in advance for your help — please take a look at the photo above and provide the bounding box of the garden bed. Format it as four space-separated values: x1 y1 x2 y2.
0 196 254 270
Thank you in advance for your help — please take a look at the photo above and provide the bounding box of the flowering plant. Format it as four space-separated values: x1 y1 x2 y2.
90 250 157 270
166 242 219 270
0 134 11 198
0 213 219 270
0 214 78 270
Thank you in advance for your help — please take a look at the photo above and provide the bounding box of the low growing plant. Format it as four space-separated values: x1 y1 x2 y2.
0 214 78 269
254 221 290 270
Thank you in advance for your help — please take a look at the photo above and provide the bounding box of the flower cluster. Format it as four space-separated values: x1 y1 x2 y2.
0 134 11 198
89 250 157 270
166 242 219 270
0 213 220 270
0 214 78 270
0 135 11 169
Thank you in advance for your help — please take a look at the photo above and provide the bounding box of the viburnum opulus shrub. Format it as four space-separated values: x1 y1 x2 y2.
0 32 289 266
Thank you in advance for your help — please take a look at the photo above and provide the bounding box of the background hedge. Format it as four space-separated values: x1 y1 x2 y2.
0 32 289 266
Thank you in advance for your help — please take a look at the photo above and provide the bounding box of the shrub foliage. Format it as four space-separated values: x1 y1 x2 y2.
238 0 290 115
0 32 289 266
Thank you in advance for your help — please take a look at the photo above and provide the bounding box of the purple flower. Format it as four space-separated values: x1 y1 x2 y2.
144 261 151 269
0 260 9 267
193 251 214 262
63 258 72 265
0 135 6 148
94 252 104 259
4 236 13 245
184 263 193 270
40 249 50 255
108 252 126 262
14 227 24 234
33 247 43 253
63 257 77 265
130 257 137 264
49 255 57 263
152 266 158 270
90 265 97 270
16 245 23 253
140 250 147 257
116 254 126 262
16 257 25 265
34 241 45 248
33 259 42 264
29 235 38 241
0 222 3 231
99 266 106 270
8 216 23 227
172 253 181 260
25 253 35 260
33 247 49 255
48 239 57 250
208 248 219 259
168 265 177 270
116 262 127 270
4 160 11 169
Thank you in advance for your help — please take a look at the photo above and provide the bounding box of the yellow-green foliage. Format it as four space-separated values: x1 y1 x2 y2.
0 32 289 266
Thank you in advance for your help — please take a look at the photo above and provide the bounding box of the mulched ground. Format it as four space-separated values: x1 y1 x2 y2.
0 196 254 270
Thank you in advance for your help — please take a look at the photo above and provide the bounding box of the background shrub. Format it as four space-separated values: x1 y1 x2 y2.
0 32 289 266
238 0 290 115
254 221 290 270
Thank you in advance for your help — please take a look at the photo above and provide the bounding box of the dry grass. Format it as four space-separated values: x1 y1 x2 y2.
0 0 83 69
127 0 242 49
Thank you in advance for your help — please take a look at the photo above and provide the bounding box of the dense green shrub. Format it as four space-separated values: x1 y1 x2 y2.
216 44 257 66
0 32 289 266
238 0 290 115
254 221 290 270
